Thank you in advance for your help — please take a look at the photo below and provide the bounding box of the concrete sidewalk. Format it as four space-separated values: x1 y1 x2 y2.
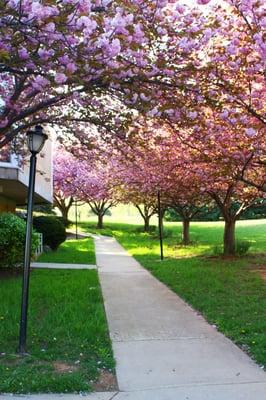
0 395 117 400
31 262 96 269
1 235 265 400
95 235 266 399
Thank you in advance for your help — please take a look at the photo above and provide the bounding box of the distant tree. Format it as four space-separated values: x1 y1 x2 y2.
80 163 117 229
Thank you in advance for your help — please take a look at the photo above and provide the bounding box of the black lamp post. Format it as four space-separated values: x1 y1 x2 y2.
18 125 48 355
157 190 164 261
75 200 78 239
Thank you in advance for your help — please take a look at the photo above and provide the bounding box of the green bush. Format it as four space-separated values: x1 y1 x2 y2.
212 244 223 256
236 240 251 256
212 241 251 257
135 225 156 233
0 213 38 268
55 216 72 228
33 216 66 251
153 227 173 238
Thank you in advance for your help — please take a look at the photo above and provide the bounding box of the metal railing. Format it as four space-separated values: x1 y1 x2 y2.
35 233 43 257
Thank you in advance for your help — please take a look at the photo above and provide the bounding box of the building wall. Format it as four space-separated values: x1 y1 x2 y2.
20 132 53 204
0 195 16 212
0 125 54 208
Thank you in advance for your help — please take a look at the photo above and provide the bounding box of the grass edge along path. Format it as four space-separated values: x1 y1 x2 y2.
81 220 266 369
0 238 115 394
37 238 96 265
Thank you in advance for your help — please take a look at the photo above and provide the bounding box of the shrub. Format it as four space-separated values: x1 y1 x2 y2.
33 216 66 250
212 241 251 257
152 227 173 238
161 228 173 238
236 240 251 256
55 216 72 228
148 225 157 233
212 244 223 256
135 225 157 233
0 213 38 268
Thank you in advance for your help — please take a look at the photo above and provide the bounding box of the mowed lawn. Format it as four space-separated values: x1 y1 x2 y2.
38 238 95 264
81 219 266 368
0 239 114 393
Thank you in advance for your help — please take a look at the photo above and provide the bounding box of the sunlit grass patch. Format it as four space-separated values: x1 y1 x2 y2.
38 238 95 264
0 269 115 393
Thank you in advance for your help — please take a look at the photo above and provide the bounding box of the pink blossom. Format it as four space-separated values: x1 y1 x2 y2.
0 117 8 128
18 47 29 60
109 38 121 57
188 111 198 120
245 128 257 137
66 63 77 73
32 76 50 91
197 0 211 4
55 73 67 84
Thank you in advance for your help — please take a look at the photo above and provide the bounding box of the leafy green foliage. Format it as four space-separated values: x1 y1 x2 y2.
33 216 66 250
165 206 221 222
0 213 38 268
135 225 156 233
165 200 266 222
241 200 266 220
55 216 72 228
153 227 173 238
236 240 251 256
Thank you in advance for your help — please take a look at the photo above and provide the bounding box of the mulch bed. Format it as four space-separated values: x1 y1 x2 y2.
66 232 89 240
0 268 23 280
92 369 118 392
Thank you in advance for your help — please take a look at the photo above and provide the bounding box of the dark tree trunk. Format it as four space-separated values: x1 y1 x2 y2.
97 214 104 229
223 219 236 256
61 207 69 224
144 215 151 232
182 219 190 245
54 196 73 225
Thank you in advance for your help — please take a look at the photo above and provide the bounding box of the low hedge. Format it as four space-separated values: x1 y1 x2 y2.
0 213 38 268
33 216 66 250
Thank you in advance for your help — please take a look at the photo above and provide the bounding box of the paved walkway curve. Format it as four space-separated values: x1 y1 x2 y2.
2 235 265 400
95 235 266 400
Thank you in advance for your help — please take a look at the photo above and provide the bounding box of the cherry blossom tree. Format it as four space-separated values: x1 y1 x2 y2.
193 0 266 190
112 123 176 232
79 162 117 229
54 144 116 228
0 0 210 148
167 181 211 246
117 112 265 254
53 147 86 223
169 108 265 255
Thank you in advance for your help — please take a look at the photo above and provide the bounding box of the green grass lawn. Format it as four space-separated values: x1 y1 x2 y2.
81 219 266 368
0 236 114 394
38 238 95 264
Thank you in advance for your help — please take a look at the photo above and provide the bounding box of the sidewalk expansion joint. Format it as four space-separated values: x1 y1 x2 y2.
99 271 147 275
118 380 266 393
111 336 208 343
109 392 120 400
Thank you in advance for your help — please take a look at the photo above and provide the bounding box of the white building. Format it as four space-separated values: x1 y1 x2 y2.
0 132 53 212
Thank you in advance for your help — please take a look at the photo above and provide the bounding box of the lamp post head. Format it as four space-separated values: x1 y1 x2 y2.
27 125 48 155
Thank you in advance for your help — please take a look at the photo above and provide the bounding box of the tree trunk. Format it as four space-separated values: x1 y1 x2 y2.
97 214 104 229
182 219 190 245
61 207 69 224
223 219 236 256
144 215 151 232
